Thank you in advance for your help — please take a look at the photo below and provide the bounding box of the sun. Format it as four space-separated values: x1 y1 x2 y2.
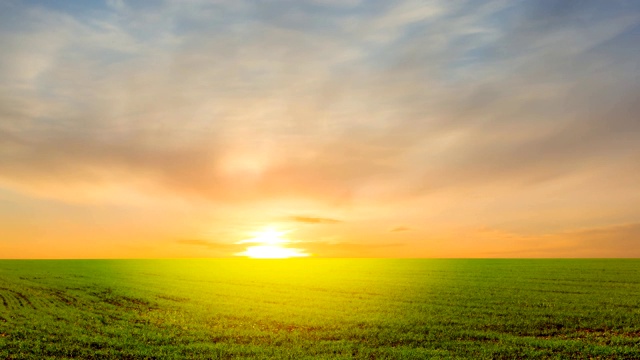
235 228 310 259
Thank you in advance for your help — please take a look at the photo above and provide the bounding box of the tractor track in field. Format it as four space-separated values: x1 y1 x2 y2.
0 287 37 310
11 289 35 309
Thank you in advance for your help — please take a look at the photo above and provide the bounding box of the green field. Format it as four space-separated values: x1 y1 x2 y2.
0 259 639 359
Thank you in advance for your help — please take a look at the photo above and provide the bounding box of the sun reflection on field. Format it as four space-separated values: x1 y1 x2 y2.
235 228 309 259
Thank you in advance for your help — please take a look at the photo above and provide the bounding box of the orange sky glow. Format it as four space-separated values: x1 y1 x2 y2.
1 1 639 258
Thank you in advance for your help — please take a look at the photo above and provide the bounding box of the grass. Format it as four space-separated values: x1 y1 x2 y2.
0 259 639 359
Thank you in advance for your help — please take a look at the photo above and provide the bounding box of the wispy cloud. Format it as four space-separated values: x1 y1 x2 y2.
477 223 640 258
288 216 342 224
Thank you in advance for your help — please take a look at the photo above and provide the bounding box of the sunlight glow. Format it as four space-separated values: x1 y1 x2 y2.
235 228 310 259
240 245 309 259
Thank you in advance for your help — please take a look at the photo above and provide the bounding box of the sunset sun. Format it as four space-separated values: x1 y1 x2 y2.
235 228 310 259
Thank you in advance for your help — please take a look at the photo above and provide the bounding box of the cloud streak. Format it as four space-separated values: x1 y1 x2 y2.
288 216 342 224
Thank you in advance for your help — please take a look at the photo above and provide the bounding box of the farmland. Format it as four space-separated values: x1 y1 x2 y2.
0 259 639 359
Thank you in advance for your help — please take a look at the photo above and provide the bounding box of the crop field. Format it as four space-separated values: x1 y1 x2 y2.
0 259 639 359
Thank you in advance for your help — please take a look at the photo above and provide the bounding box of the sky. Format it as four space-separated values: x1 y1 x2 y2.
1 0 639 258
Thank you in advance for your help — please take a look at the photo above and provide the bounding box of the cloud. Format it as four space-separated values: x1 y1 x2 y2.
562 223 640 257
478 223 640 258
310 0 362 9
288 216 342 224
390 226 410 232
2 0 639 206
